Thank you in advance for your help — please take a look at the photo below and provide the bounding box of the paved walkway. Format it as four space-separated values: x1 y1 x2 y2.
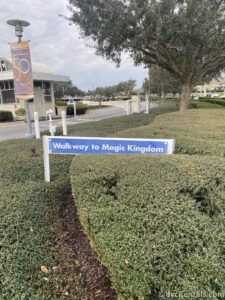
0 103 157 142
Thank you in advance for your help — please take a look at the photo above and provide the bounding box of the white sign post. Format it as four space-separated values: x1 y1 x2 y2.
62 111 67 136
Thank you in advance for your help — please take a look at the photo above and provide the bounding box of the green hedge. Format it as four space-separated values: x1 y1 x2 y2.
0 110 13 122
115 108 225 156
15 108 26 115
67 104 88 115
198 98 225 107
55 100 67 106
0 139 86 299
70 155 225 299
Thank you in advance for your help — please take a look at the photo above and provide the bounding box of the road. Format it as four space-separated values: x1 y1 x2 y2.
0 106 126 142
0 102 155 142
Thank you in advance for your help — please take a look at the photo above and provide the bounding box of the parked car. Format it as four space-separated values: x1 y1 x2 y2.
211 94 219 98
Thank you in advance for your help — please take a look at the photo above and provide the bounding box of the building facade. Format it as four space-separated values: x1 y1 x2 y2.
0 58 69 118
195 77 225 95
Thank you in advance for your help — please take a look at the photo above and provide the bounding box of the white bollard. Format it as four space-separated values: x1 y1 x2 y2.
62 111 67 136
146 97 149 114
127 100 130 115
137 95 141 113
34 112 40 139
73 101 76 116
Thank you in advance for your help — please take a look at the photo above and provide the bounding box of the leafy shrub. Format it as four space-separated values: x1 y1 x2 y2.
198 98 225 107
70 155 225 299
15 108 26 115
76 104 88 115
55 100 68 106
67 104 88 115
68 103 88 115
116 96 131 100
67 104 75 115
115 108 225 156
189 103 198 109
0 110 13 122
0 139 87 298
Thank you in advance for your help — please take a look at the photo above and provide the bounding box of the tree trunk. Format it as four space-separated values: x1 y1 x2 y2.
180 82 192 111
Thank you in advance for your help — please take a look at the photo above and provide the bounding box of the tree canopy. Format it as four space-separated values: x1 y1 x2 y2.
91 79 136 98
68 0 225 110
54 80 85 99
142 66 182 98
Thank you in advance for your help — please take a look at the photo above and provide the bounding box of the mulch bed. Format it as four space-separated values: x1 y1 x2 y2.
61 194 118 300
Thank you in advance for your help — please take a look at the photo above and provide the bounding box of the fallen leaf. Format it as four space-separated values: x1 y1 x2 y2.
29 227 34 232
95 289 101 295
62 291 69 296
43 277 49 282
52 266 59 271
41 266 49 274
125 260 129 265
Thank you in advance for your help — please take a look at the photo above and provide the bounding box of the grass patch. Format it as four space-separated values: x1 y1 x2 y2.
53 102 178 137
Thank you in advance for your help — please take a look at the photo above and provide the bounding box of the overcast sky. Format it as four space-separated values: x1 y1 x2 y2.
0 0 148 91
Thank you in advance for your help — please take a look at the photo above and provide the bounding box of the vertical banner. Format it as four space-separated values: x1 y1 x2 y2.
10 41 34 101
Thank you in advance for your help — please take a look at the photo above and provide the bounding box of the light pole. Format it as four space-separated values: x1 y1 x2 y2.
7 19 35 138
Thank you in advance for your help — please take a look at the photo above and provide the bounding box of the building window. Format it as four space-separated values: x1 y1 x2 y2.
43 81 50 90
34 81 42 88
9 81 14 89
0 82 4 90
4 81 9 90
0 60 7 72
2 90 15 104
44 96 51 102
43 81 51 103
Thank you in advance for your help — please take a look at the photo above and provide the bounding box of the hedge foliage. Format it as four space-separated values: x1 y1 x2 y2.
198 97 225 107
55 100 68 106
0 110 13 122
67 103 88 115
15 108 26 115
115 108 225 156
0 139 86 299
70 155 225 299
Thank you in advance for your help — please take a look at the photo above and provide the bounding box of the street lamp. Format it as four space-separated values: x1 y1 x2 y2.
7 19 35 138
7 19 30 42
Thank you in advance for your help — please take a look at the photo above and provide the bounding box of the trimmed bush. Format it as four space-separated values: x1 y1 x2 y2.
55 100 67 106
0 110 13 122
15 108 26 115
76 103 88 115
198 98 225 107
0 139 86 299
70 155 225 299
115 108 225 156
67 104 88 115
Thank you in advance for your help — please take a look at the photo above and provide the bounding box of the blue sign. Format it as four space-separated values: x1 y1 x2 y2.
69 99 74 104
48 137 175 155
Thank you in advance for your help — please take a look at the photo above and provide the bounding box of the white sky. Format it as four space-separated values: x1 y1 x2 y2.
0 0 148 91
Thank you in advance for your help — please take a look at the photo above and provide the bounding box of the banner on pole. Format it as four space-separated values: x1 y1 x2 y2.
10 41 34 101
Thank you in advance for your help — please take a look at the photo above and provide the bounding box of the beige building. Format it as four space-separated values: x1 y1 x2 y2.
0 58 69 118
196 77 225 95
